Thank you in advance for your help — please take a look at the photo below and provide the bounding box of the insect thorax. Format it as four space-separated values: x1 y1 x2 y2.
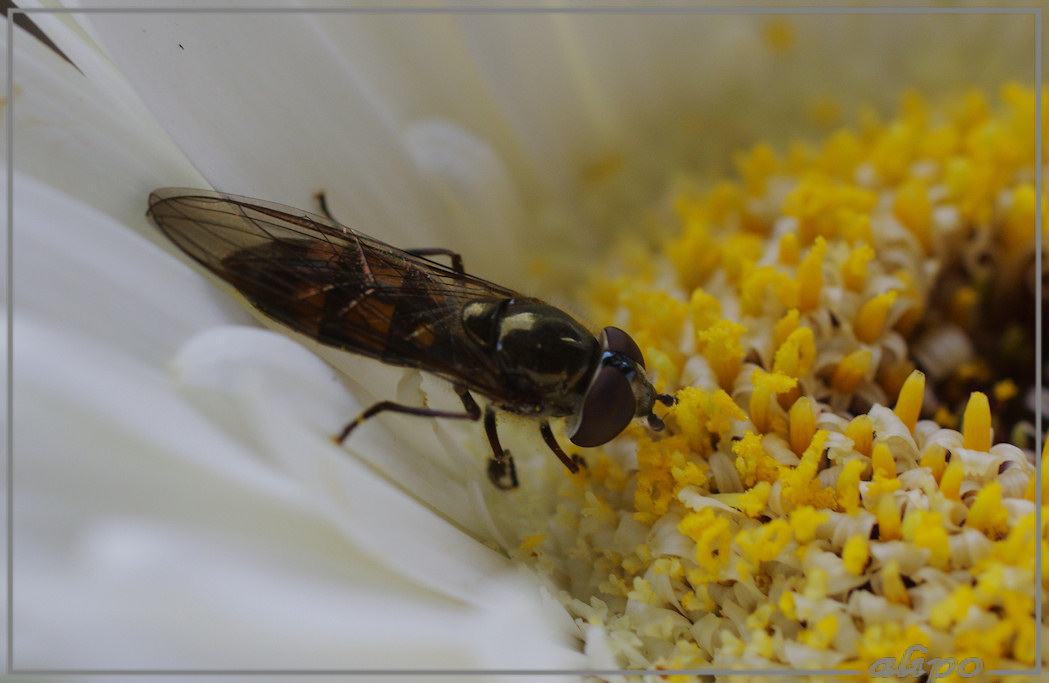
461 298 600 416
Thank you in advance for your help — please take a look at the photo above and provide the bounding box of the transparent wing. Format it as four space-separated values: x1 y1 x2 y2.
147 188 520 400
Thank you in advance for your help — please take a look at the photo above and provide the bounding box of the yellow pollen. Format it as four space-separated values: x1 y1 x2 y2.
893 369 925 433
854 290 898 344
962 391 992 452
831 348 873 394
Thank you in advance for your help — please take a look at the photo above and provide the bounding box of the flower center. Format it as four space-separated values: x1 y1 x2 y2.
513 84 1042 672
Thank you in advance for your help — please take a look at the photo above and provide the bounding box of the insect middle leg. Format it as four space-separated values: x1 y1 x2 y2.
483 409 518 490
315 192 464 274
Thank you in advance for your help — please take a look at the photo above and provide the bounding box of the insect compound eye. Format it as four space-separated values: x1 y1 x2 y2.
568 365 637 447
602 326 645 368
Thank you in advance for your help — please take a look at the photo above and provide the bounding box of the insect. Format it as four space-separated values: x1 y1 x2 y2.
147 188 674 488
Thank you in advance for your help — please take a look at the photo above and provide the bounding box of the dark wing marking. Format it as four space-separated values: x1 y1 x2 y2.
147 188 521 401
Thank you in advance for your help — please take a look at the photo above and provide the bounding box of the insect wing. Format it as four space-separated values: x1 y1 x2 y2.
147 189 518 398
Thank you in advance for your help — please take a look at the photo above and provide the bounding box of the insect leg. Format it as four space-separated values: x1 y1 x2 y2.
483 409 518 490
539 421 582 474
336 388 481 443
404 249 464 275
314 192 463 274
314 191 337 224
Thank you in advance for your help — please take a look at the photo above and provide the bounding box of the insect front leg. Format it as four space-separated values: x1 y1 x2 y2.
539 421 583 474
335 383 481 443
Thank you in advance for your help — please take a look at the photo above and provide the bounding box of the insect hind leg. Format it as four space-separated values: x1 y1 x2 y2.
314 192 464 274
404 249 464 275
336 386 481 443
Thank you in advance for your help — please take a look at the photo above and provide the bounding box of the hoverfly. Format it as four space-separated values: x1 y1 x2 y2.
147 189 673 488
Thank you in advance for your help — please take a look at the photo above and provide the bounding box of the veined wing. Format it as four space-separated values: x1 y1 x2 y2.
147 189 521 399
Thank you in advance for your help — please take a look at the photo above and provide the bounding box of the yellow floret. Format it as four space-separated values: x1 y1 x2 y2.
841 242 875 292
962 391 992 452
778 231 800 264
721 234 765 286
854 290 898 344
871 442 896 479
736 519 792 567
696 318 747 390
830 348 872 395
965 481 1008 538
876 494 902 541
903 510 951 570
939 459 964 501
799 613 838 650
740 265 798 316
774 326 816 378
789 506 829 545
880 559 910 606
892 369 925 434
844 414 873 457
788 396 816 456
749 368 798 434
689 288 721 334
733 431 780 487
735 141 781 195
796 236 827 312
842 535 869 574
781 176 877 245
781 430 837 509
773 308 800 349
836 458 868 515
892 179 932 252
668 217 721 290
1001 183 1040 255
919 444 948 483
678 507 731 582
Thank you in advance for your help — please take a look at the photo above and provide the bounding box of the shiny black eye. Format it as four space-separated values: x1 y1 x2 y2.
602 326 644 368
569 365 637 447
